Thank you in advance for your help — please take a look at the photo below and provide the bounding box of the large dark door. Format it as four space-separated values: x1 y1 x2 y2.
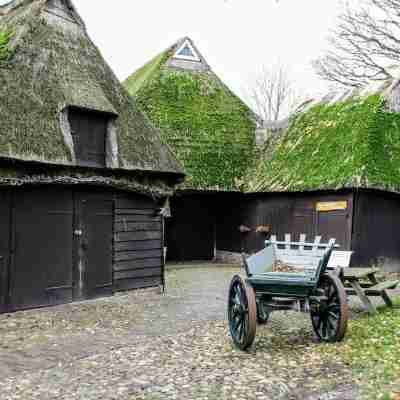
74 192 113 300
11 188 74 311
0 191 11 313
317 210 350 249
166 196 215 261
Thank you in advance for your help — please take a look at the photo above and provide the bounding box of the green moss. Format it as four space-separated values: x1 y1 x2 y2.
0 2 182 176
0 28 14 65
125 58 256 191
247 95 400 193
124 51 167 95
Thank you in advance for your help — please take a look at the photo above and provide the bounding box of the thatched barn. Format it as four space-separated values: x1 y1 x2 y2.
238 80 400 272
124 37 258 262
0 0 184 313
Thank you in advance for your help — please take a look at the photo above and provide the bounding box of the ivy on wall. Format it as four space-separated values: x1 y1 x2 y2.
126 52 257 191
247 95 400 193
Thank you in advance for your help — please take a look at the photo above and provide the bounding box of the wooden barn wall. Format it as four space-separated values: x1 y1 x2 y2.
352 190 400 270
0 186 164 314
113 192 163 291
237 191 354 254
0 191 11 313
166 194 216 261
11 187 74 311
215 193 246 253
167 191 354 261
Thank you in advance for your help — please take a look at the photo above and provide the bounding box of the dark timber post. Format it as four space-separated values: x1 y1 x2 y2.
161 215 166 293
73 194 85 301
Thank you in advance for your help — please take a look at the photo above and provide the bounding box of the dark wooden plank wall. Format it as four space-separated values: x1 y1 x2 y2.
239 194 295 254
215 194 245 253
352 190 400 270
0 191 11 313
227 192 354 254
11 188 74 311
74 191 114 300
166 195 216 261
113 193 163 291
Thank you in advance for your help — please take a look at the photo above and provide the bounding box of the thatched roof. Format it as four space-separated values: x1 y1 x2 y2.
246 74 400 194
123 37 257 192
0 0 184 185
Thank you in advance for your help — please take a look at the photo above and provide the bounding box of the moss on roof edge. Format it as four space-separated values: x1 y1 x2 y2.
0 160 175 198
0 0 183 177
246 94 400 194
124 43 257 192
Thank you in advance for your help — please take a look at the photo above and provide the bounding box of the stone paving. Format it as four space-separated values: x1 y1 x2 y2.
0 264 393 400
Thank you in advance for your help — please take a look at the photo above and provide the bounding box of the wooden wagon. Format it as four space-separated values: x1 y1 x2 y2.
228 235 349 350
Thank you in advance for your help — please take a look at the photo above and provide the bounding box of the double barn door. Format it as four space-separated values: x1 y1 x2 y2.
0 188 113 312
292 197 352 249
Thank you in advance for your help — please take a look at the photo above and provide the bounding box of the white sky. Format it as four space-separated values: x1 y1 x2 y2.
2 0 346 108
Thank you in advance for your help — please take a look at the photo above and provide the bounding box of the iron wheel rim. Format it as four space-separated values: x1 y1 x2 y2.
311 273 348 342
227 275 257 350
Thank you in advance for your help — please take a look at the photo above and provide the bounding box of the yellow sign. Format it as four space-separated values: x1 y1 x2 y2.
316 201 347 212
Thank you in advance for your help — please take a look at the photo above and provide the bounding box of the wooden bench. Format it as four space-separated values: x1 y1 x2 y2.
343 268 399 312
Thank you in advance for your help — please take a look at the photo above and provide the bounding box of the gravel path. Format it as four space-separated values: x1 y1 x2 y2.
0 265 372 400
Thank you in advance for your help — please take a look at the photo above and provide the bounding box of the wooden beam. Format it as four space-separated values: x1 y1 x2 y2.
347 279 377 314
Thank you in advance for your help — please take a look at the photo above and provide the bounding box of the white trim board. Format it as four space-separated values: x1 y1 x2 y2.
173 39 201 62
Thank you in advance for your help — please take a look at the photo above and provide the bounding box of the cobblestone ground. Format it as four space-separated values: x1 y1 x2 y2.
1 264 392 400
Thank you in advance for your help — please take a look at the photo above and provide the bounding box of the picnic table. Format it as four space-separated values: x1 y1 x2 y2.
341 267 399 314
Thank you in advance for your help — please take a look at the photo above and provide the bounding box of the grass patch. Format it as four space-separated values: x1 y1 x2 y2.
321 298 400 399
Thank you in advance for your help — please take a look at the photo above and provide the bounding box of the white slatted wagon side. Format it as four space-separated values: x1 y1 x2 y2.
228 234 350 350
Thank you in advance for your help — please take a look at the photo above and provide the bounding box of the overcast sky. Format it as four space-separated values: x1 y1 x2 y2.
2 0 346 107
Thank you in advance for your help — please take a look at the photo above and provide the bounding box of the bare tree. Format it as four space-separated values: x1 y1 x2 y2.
247 65 301 122
314 0 400 88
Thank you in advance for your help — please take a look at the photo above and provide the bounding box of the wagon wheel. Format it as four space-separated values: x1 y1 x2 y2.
256 298 270 324
228 275 257 350
311 273 349 343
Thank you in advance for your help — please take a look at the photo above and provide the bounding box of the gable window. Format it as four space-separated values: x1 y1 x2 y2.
178 45 195 58
173 39 201 62
68 107 109 168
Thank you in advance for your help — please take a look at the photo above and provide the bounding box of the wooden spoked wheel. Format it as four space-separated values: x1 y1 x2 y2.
228 275 257 350
311 273 349 342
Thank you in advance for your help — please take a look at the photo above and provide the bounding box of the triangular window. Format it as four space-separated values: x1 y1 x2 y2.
178 45 195 58
173 39 201 62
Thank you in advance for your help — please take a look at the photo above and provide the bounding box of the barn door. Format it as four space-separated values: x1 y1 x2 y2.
0 191 11 313
11 188 74 311
74 192 113 300
317 210 350 249
292 200 316 240
316 200 352 249
166 196 215 261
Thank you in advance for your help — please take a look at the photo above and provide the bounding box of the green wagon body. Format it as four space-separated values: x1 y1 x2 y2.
228 234 350 350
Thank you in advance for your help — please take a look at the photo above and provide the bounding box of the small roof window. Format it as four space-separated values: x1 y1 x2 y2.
173 39 201 62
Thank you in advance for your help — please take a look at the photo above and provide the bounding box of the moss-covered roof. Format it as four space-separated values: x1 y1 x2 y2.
123 38 257 191
247 93 400 193
0 0 183 177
